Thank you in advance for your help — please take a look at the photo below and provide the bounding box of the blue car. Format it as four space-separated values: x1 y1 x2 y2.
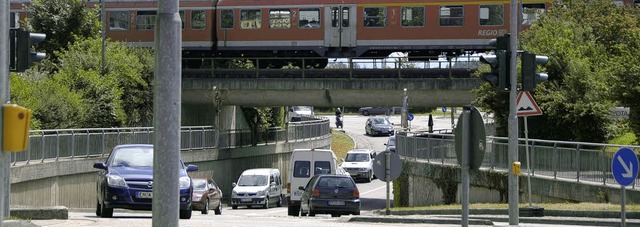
93 144 198 219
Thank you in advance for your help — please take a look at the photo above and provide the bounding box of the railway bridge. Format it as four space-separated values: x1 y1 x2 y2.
180 58 482 125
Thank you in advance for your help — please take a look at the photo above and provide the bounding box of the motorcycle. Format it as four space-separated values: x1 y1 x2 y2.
335 115 343 129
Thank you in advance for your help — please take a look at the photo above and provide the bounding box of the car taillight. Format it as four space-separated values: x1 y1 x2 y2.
353 189 360 199
287 183 291 193
312 188 320 198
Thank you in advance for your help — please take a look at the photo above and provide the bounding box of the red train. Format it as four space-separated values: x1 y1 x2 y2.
9 0 636 67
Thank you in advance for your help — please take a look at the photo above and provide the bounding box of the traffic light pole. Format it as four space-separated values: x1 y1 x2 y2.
508 0 520 225
1 0 9 222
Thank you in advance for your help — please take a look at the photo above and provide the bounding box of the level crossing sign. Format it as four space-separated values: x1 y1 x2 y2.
612 148 639 187
516 91 542 117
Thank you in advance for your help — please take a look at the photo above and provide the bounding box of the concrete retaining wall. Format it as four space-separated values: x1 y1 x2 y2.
400 159 640 206
10 135 331 209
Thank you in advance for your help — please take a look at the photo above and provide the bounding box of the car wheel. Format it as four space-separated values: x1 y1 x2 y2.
263 196 270 209
308 210 316 217
202 199 209 214
331 214 341 217
353 211 360 215
100 201 113 218
366 171 373 183
95 200 101 217
287 205 300 216
362 110 369 116
179 207 192 219
214 201 222 215
276 195 282 207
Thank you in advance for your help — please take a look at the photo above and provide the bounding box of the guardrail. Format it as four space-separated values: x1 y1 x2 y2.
396 131 640 188
13 117 330 165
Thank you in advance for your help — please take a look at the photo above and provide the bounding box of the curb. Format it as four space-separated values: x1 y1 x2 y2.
9 206 68 220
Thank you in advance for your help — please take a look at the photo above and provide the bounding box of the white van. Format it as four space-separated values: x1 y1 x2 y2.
289 106 314 122
231 168 283 209
287 148 338 216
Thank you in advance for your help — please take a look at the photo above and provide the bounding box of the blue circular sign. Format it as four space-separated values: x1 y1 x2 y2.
407 113 414 121
442 107 447 113
612 147 639 187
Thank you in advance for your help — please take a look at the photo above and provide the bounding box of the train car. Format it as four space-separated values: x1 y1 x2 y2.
14 0 636 67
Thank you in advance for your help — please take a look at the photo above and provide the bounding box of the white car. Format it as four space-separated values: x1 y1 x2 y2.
340 149 375 182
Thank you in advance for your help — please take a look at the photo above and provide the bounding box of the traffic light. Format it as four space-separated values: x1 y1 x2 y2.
521 51 549 91
480 34 511 92
480 50 510 92
15 28 46 72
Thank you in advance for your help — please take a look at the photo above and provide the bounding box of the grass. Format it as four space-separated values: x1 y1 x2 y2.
331 129 355 164
391 202 640 211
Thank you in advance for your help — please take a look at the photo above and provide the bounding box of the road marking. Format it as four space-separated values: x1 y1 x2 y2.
360 184 388 196
245 207 287 216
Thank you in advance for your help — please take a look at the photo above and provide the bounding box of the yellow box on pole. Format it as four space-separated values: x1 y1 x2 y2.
512 161 521 175
3 104 32 152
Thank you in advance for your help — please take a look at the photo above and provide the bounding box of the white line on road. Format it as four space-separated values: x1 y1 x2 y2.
360 184 388 196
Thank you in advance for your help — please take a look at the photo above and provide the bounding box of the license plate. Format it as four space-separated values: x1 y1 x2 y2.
138 191 153 199
293 191 301 196
241 198 252 202
328 200 345 206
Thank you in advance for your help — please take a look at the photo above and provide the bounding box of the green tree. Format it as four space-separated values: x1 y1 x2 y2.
24 0 101 61
474 0 640 142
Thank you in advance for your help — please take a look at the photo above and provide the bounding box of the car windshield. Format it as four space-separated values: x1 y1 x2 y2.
293 106 312 111
345 153 370 162
238 175 268 186
316 177 355 188
372 118 389 125
193 179 207 190
110 147 154 167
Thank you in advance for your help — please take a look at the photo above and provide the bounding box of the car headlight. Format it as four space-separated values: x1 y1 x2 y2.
257 190 265 196
179 176 191 189
106 174 127 187
232 191 238 196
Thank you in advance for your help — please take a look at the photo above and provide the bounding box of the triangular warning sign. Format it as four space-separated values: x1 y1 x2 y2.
516 91 542 117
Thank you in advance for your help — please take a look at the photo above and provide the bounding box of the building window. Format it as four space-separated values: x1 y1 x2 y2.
364 7 386 27
220 9 234 29
10 12 17 28
109 11 129 30
522 3 546 25
136 11 156 30
401 6 424 27
240 9 261 29
269 9 291 29
299 8 320 28
191 10 206 30
479 5 504 26
440 5 464 27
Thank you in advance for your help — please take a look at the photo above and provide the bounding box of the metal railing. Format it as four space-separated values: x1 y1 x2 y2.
396 131 640 188
13 117 330 166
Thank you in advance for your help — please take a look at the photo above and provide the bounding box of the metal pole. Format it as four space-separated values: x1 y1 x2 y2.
152 0 181 226
461 109 470 227
622 186 627 227
101 0 106 75
508 0 520 225
385 151 391 215
525 116 532 207
401 88 408 130
1 0 9 221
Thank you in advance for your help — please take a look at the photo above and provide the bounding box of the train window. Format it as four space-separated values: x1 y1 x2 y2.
269 9 291 29
440 5 463 27
109 11 129 31
401 6 424 27
136 11 156 30
636 0 640 8
191 10 206 30
10 12 16 28
299 8 320 28
180 10 185 29
221 9 234 29
364 7 386 27
342 7 350 27
522 3 545 26
479 5 503 26
240 9 262 29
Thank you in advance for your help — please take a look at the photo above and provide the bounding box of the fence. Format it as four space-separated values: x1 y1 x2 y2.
396 131 640 188
13 117 330 166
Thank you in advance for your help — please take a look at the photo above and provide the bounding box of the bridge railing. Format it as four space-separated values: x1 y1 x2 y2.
182 56 480 79
396 131 640 189
13 118 330 166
